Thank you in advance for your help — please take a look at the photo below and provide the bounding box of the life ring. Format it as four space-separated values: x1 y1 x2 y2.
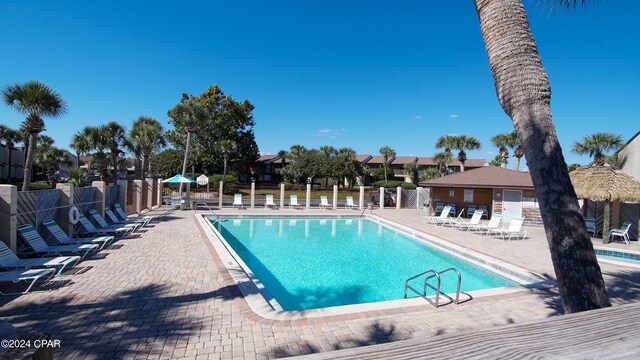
68 206 80 225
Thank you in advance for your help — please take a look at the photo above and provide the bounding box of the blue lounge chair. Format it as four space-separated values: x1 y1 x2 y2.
89 209 140 233
42 219 113 250
104 207 150 227
17 224 98 261
0 240 79 277
77 214 132 238
0 268 56 295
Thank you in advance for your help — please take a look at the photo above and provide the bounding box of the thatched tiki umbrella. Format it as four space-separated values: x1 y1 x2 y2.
570 166 640 243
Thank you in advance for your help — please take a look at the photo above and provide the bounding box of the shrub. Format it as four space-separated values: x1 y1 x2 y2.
280 182 306 191
373 180 416 189
208 174 240 194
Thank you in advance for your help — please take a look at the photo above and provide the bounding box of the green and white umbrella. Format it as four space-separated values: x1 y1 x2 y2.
162 174 196 198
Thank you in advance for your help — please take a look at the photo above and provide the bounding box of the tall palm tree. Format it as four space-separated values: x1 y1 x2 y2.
571 132 623 166
130 116 166 180
216 139 237 182
70 129 92 170
379 145 395 183
289 144 307 159
490 132 518 168
2 81 67 191
404 161 420 184
319 145 337 158
0 125 22 181
103 121 127 183
474 0 610 312
83 126 110 182
432 151 452 177
436 135 481 172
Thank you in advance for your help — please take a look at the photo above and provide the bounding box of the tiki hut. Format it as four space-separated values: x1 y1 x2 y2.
570 166 640 242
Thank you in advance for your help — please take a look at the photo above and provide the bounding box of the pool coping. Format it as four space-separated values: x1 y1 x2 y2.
195 214 554 321
594 246 640 269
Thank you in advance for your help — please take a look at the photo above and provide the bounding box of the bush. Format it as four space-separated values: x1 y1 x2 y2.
208 174 240 194
280 182 306 191
373 180 416 189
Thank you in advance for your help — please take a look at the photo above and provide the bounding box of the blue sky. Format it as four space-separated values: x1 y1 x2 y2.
1 0 638 167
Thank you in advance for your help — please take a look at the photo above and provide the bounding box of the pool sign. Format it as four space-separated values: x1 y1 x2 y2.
196 174 209 186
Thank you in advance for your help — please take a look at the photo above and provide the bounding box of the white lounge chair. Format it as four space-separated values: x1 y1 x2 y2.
0 240 79 277
468 213 502 234
289 195 303 209
264 194 278 209
105 207 150 227
232 193 244 209
77 214 133 238
42 219 113 250
441 209 465 227
17 224 99 261
319 196 332 209
609 222 632 245
0 268 56 295
455 210 485 230
345 196 357 209
114 203 160 223
488 216 528 241
426 205 451 225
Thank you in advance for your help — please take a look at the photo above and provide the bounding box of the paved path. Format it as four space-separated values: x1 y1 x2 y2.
0 208 638 359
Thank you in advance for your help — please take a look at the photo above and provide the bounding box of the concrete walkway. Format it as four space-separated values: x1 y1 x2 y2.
0 208 638 359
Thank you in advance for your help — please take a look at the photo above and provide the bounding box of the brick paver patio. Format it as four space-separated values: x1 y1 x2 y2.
1 208 638 359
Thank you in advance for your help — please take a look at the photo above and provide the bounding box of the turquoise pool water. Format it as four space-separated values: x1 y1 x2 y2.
210 218 519 311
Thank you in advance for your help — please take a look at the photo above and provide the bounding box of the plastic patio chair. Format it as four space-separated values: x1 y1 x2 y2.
0 268 56 295
289 195 303 209
42 219 113 250
609 222 632 245
488 216 528 241
17 224 99 261
264 194 278 209
319 196 332 209
232 194 244 209
345 196 357 209
0 239 79 277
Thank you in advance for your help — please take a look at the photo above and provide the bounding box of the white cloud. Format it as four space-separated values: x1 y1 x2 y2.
319 128 331 133
449 113 460 119
310 128 345 138
413 115 422 120
486 151 495 155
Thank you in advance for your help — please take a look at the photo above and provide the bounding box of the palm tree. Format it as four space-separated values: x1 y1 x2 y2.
432 151 452 177
103 121 127 183
0 125 22 181
289 144 307 159
82 126 109 182
379 145 395 183
2 81 67 191
130 116 166 180
70 129 92 170
571 132 623 166
436 135 481 172
490 132 517 168
474 0 610 311
216 139 237 182
34 144 70 188
404 161 420 184
319 145 337 158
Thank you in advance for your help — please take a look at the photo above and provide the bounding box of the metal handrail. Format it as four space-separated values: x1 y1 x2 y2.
195 202 221 221
404 267 462 307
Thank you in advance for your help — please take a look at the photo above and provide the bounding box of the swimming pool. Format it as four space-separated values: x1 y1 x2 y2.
208 217 523 311
595 247 640 268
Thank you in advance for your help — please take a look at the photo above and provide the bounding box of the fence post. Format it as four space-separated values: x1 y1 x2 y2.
306 183 311 209
145 178 153 211
416 187 422 209
56 183 75 237
359 186 364 210
133 180 143 215
92 181 107 217
0 185 18 252
117 180 128 210
396 187 402 209
380 187 385 210
250 181 255 208
219 181 223 208
280 183 285 208
156 179 163 208
333 185 338 210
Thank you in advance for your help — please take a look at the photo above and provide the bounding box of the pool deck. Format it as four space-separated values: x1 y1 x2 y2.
1 207 639 359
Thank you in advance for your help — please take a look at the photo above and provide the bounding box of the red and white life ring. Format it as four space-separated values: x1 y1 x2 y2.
68 205 80 225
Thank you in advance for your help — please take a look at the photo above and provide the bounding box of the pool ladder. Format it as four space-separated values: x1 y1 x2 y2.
404 268 462 308
195 202 222 221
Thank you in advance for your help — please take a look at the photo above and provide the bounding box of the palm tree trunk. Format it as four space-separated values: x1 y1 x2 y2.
22 132 38 191
223 156 228 182
141 153 148 181
514 156 521 171
475 0 610 313
460 161 465 172
111 154 118 184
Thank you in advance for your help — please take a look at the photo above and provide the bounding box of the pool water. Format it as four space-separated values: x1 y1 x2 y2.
211 218 518 311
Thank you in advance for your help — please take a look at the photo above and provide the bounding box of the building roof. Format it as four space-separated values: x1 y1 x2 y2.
390 156 417 165
417 157 487 167
366 156 394 165
619 130 640 151
570 166 640 202
257 155 279 162
257 155 290 164
355 155 372 163
419 166 534 189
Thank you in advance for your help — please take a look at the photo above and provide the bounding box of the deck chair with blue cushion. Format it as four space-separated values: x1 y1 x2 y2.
264 194 278 209
89 209 140 233
232 194 244 209
42 219 113 250
609 222 632 245
17 224 98 261
488 216 528 241
345 196 357 209
77 214 132 238
105 207 150 227
319 196 332 209
289 195 303 209
584 217 597 237
0 268 56 295
114 203 159 223
0 239 79 277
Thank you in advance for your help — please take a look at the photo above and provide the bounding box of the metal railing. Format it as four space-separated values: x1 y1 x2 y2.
404 267 462 307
